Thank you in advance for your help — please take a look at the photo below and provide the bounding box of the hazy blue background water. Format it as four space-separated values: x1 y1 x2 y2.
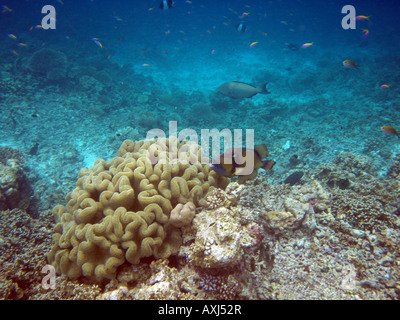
0 0 399 212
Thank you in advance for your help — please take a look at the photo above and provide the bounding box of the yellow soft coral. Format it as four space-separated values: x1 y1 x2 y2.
48 137 228 281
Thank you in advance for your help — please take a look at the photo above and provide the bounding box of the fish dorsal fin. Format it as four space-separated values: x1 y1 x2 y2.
254 144 268 159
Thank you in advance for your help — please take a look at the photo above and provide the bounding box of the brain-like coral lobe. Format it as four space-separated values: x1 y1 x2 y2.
48 138 228 281
170 202 196 228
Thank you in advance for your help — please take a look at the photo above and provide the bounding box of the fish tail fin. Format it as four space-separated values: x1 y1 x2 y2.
258 82 270 94
238 170 258 184
261 160 276 171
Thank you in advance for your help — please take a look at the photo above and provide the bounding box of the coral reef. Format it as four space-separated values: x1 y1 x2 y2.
188 206 245 268
0 146 25 165
199 182 244 209
1 149 399 300
47 138 229 282
184 184 265 270
170 202 196 228
99 259 244 300
0 209 53 299
1 0 399 301
314 152 375 190
0 147 33 213
27 48 67 80
387 154 400 179
313 153 400 232
330 189 395 232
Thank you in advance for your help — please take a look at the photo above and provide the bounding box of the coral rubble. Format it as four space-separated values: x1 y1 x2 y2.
0 209 53 299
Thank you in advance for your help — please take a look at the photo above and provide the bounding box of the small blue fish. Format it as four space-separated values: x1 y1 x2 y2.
235 23 246 32
91 37 103 48
1 4 12 13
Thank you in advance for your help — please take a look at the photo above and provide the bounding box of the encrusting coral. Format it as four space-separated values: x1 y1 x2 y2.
0 147 32 213
47 138 228 282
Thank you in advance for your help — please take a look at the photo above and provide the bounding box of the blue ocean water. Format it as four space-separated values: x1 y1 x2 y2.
0 0 399 201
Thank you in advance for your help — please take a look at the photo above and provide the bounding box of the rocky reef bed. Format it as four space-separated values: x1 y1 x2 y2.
0 151 399 300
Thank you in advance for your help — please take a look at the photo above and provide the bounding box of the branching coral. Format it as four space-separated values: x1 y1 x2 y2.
48 138 228 282
387 154 400 180
200 182 244 209
0 146 25 165
331 189 395 232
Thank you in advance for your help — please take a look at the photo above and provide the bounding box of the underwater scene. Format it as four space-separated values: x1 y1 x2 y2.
0 0 400 301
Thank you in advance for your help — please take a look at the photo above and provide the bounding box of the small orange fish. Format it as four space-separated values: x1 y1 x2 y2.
29 25 43 31
343 59 359 69
355 15 370 21
361 29 369 38
381 126 399 137
380 84 390 89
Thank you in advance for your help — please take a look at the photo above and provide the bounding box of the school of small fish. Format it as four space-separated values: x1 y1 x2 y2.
2 0 397 181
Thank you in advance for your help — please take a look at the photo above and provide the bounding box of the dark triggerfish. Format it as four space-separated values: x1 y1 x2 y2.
210 144 276 184
218 81 270 99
